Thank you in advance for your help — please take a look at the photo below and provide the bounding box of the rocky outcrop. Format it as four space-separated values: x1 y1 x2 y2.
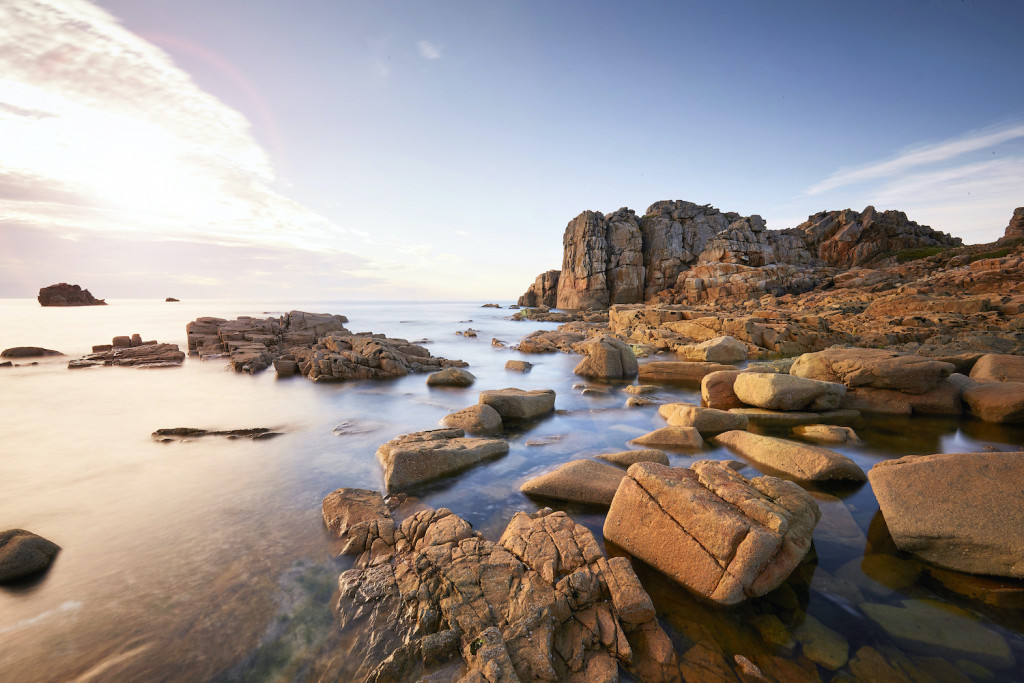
520 200 963 309
795 206 961 267
187 311 464 380
998 206 1023 244
0 529 60 582
375 428 509 491
69 337 185 368
869 451 1024 578
37 283 106 306
557 208 646 309
603 461 820 605
323 489 680 682
517 269 560 308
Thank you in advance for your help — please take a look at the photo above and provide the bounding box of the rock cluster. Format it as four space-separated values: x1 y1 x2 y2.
186 311 464 380
322 489 680 682
37 283 106 306
69 335 185 369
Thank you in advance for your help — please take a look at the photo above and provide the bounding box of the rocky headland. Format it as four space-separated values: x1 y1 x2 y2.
37 283 106 306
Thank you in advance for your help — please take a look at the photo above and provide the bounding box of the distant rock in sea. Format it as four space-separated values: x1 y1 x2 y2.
37 283 106 306
165 297 179 302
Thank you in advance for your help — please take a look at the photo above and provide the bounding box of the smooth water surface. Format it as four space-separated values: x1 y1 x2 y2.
1 299 1023 681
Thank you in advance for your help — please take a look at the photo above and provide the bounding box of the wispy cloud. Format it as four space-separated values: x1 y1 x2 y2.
417 40 442 60
0 0 356 251
805 122 1024 196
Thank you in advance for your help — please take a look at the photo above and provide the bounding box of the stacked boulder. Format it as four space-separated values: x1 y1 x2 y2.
963 352 1024 423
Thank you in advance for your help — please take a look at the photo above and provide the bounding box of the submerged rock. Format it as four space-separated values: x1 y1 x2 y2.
375 428 509 492
478 388 556 420
520 459 626 506
0 529 60 582
603 460 820 605
0 347 63 358
869 451 1024 578
713 430 866 483
425 367 476 387
323 489 681 682
440 404 503 436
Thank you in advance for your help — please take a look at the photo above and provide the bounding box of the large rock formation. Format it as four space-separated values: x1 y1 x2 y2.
37 283 106 306
998 206 1023 244
322 489 681 682
519 200 963 308
517 269 560 308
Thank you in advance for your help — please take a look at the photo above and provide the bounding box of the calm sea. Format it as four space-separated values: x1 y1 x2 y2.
1 299 1022 681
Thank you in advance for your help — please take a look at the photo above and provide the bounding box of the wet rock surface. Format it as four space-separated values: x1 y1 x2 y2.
0 529 61 582
478 388 556 420
713 430 867 483
375 428 510 492
152 427 281 441
520 459 626 507
322 488 680 682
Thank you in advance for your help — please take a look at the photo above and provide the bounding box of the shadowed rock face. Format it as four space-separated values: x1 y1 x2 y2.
321 489 682 682
37 283 106 306
1002 207 1024 243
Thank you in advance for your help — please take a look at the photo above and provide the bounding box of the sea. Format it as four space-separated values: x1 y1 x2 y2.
1 298 1022 682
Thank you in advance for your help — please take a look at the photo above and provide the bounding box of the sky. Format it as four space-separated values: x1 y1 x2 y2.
1 0 1022 301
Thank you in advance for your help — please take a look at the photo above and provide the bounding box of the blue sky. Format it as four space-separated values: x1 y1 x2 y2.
1 0 1022 299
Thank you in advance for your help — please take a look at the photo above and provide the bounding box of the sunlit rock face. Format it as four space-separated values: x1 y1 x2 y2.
557 208 645 310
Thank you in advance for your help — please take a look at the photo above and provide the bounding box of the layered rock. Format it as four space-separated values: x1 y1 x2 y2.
69 338 185 369
37 282 106 306
375 428 509 491
869 452 1024 578
557 208 646 309
640 201 736 299
323 489 681 682
603 461 820 605
517 269 560 308
795 206 961 268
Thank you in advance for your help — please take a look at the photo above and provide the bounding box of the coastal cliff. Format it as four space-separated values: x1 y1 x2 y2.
519 201 963 309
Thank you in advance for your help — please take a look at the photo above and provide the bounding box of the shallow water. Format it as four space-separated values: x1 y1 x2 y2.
1 299 1022 682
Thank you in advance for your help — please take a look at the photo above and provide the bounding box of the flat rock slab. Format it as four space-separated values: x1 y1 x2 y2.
478 388 556 420
520 459 626 506
714 430 866 483
603 461 820 605
733 372 846 411
659 402 748 435
440 404 503 435
869 451 1024 578
963 382 1024 423
426 367 476 387
597 449 670 468
376 428 509 491
0 529 60 582
638 361 734 383
729 408 860 427
790 348 955 394
630 426 704 451
860 599 1015 669
0 347 63 358
969 353 1024 383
